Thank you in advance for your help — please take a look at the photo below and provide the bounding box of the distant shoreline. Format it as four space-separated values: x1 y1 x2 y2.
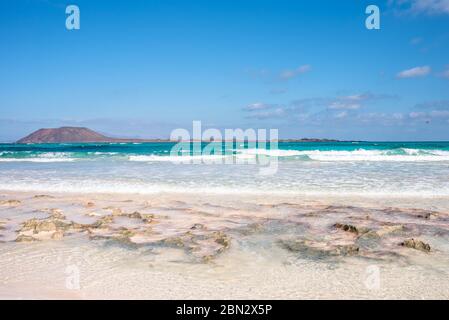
11 139 349 144
15 126 346 144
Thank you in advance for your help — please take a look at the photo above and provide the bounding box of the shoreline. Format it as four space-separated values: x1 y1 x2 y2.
4 186 449 197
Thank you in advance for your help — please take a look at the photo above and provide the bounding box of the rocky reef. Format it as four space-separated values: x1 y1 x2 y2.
400 238 431 252
0 194 447 265
0 200 21 207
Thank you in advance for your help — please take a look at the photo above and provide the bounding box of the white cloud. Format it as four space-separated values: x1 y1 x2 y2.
243 92 397 121
409 111 427 118
415 100 449 110
391 0 449 15
279 65 311 80
396 66 431 78
344 94 366 101
328 102 361 110
405 109 449 124
407 109 449 123
243 102 274 111
327 93 389 110
246 108 286 120
334 111 348 119
430 110 449 117
392 113 405 120
410 0 449 14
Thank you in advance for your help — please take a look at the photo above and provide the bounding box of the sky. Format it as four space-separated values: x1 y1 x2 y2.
1 0 449 141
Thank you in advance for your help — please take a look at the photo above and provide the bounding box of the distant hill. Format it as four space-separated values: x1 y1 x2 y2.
16 126 341 144
16 127 150 144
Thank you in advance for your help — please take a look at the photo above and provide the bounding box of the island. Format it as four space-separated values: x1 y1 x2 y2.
16 127 165 144
16 127 341 144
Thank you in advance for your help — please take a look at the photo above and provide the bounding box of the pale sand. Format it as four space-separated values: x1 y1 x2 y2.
1 191 448 299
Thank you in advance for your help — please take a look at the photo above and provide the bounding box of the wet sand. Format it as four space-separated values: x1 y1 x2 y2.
1 191 449 299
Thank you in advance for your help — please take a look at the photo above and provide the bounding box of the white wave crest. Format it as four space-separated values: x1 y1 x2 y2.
0 158 75 163
128 154 231 163
2 180 449 198
0 152 76 162
237 148 449 162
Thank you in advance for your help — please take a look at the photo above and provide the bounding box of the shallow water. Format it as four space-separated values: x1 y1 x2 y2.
0 192 448 299
1 237 448 299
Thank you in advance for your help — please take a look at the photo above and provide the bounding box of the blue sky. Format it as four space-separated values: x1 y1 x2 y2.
1 0 449 141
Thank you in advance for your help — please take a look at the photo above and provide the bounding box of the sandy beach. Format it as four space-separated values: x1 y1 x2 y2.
1 190 448 299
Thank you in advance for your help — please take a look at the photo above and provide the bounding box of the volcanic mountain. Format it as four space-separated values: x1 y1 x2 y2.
17 126 340 144
16 127 149 144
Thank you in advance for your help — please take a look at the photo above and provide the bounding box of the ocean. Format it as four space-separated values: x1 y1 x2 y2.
1 141 449 198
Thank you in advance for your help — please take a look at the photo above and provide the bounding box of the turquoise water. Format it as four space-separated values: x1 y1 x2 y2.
1 141 449 159
1 141 449 196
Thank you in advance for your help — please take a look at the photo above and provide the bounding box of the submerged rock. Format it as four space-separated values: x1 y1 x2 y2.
0 200 21 207
85 202 95 208
356 225 404 244
33 195 54 199
407 208 438 220
111 208 123 216
15 235 38 242
21 218 72 234
400 238 431 252
162 230 231 261
94 228 137 246
87 212 102 217
193 232 231 262
334 223 359 234
49 208 65 219
190 223 206 230
237 223 265 236
119 228 135 237
21 219 55 233
37 208 65 219
212 231 231 249
335 244 359 256
103 207 123 216
278 239 359 258
124 211 143 219
376 225 405 237
355 230 381 250
163 232 194 248
17 215 76 242
51 230 64 240
385 207 439 220
90 215 114 228
356 224 407 251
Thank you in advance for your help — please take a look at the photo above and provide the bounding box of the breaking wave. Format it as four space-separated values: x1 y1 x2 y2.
1 146 449 163
0 152 76 162
235 148 449 162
